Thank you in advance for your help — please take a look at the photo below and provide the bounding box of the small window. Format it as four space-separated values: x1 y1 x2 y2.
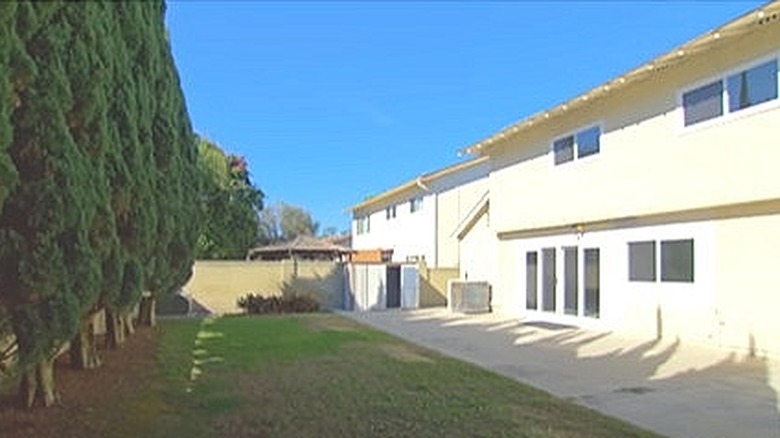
410 196 423 213
683 81 723 126
553 135 574 165
727 60 778 113
576 126 600 159
628 241 656 282
386 205 396 220
356 216 370 235
661 239 694 282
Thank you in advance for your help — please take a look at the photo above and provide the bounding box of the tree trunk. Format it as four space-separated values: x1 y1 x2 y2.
137 295 156 327
70 317 101 370
123 311 135 336
105 308 125 349
18 356 58 408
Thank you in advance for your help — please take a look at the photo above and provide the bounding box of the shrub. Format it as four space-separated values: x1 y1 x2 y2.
237 293 320 315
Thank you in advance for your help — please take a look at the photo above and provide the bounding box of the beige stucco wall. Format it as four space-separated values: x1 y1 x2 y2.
436 175 489 269
490 25 780 235
713 212 780 356
418 264 459 307
458 206 499 287
490 209 780 358
352 160 489 269
184 260 345 314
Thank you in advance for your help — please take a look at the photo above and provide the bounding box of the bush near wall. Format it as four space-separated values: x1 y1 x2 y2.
237 293 320 315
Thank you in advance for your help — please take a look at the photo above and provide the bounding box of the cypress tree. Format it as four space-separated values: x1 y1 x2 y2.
141 0 200 325
0 2 103 407
59 3 115 370
0 0 199 406
102 1 159 345
0 3 20 209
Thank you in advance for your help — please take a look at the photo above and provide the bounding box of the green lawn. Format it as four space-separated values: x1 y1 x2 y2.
145 314 663 438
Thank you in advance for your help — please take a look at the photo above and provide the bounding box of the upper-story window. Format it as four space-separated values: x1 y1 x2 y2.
682 81 723 126
385 205 396 220
553 125 601 165
727 60 778 112
683 58 778 127
356 216 370 235
410 196 423 213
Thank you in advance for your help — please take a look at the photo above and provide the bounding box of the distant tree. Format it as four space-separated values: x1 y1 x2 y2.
256 205 281 245
280 203 318 241
258 202 318 244
196 137 264 260
320 226 340 238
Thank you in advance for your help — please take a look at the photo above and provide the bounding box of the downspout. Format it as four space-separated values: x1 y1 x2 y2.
415 177 436 268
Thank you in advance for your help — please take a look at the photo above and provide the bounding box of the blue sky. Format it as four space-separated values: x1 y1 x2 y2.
165 1 764 233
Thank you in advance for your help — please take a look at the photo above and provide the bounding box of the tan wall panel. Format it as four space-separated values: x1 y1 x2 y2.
419 265 459 307
184 260 345 314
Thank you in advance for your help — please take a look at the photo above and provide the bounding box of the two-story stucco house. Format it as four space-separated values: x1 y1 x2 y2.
350 157 490 271
461 3 780 356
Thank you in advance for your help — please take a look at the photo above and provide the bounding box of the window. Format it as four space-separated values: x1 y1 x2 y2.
628 241 656 282
356 216 370 235
628 239 694 283
576 126 601 158
683 81 723 126
661 239 694 282
727 60 778 113
683 58 778 127
553 125 600 165
553 136 574 165
385 205 396 220
410 196 423 213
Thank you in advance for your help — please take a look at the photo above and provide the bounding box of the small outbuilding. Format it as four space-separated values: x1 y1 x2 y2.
246 235 352 262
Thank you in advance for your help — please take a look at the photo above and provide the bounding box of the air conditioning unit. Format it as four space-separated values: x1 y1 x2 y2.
447 280 491 314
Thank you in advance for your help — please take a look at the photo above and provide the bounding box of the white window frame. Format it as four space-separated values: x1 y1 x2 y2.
356 215 370 235
679 53 780 132
410 196 423 213
551 123 603 166
386 205 396 220
626 238 695 283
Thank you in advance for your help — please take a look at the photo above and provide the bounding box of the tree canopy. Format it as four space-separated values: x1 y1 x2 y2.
195 137 264 260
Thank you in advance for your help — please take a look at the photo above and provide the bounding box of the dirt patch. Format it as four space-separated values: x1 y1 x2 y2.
302 314 361 332
381 343 435 363
0 326 159 438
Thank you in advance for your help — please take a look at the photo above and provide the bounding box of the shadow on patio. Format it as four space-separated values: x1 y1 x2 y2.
345 308 780 438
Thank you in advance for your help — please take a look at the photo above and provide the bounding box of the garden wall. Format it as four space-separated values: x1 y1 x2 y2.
184 260 346 314
418 263 459 308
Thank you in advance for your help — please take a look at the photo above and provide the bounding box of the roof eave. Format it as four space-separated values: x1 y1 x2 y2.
347 156 489 213
459 2 778 157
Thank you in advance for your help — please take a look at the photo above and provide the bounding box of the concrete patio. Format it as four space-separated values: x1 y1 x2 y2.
342 308 780 438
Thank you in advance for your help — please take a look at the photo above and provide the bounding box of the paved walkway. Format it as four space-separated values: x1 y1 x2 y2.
341 308 780 438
